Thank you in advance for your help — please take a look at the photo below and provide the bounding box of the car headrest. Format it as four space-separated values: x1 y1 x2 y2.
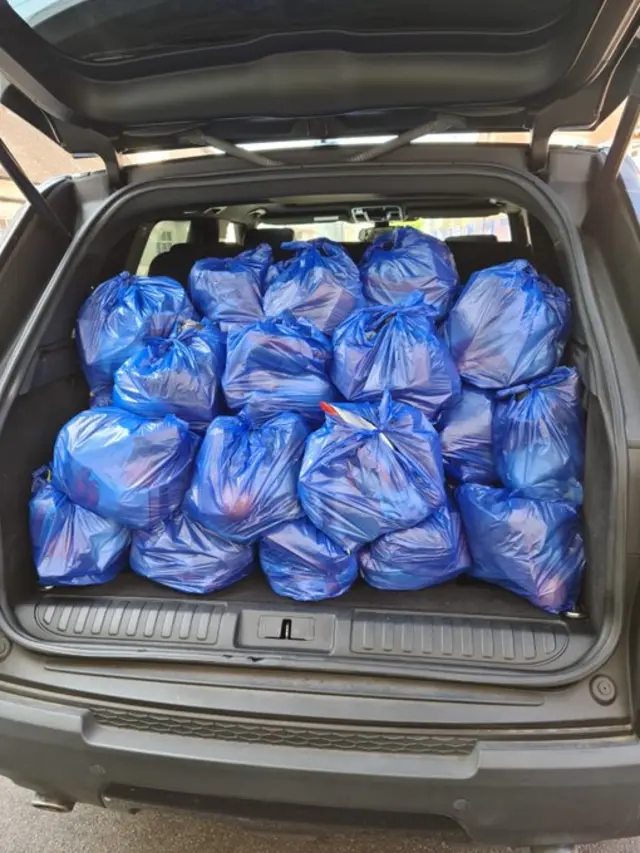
244 228 295 249
339 241 368 263
446 241 532 284
446 234 499 243
148 243 203 286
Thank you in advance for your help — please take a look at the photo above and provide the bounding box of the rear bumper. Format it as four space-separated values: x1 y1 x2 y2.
0 689 639 846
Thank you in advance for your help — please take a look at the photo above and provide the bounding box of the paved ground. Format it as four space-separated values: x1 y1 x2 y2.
0 777 637 853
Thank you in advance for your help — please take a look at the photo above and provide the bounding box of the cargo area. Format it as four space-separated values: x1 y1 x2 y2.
0 172 616 683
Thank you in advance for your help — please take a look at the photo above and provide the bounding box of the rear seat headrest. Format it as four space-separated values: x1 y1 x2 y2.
446 234 499 243
446 241 533 284
244 228 295 250
148 243 203 286
148 240 239 286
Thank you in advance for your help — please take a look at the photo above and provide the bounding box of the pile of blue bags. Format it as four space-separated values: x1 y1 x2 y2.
442 262 584 613
30 227 586 614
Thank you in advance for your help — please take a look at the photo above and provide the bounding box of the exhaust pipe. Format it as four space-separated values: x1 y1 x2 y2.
31 793 74 813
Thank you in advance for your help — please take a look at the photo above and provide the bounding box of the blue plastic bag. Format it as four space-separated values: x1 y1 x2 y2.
263 239 364 335
89 389 113 408
260 517 358 601
77 272 197 393
189 244 271 332
299 393 446 551
437 385 496 484
52 408 198 530
130 511 254 594
359 501 471 591
30 466 129 586
113 319 225 433
222 312 336 426
359 226 459 317
331 293 461 420
457 484 585 614
265 258 288 287
184 412 309 543
493 367 584 502
445 260 571 389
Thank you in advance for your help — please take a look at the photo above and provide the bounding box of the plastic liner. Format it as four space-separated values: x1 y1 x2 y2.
184 412 309 544
52 408 198 530
222 312 336 426
457 484 585 614
113 319 225 433
493 367 584 503
438 385 496 484
359 226 459 317
189 244 271 331
30 466 129 586
260 517 358 601
331 293 461 419
359 501 471 591
77 272 197 393
445 260 571 389
263 238 364 335
130 511 254 594
298 393 446 552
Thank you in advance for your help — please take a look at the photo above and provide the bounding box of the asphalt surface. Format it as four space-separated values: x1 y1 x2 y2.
0 776 636 853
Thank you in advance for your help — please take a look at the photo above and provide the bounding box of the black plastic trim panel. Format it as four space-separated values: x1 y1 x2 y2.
92 707 475 755
0 686 638 845
34 596 224 645
16 590 592 675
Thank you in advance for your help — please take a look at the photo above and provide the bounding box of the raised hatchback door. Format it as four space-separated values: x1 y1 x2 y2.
0 0 639 157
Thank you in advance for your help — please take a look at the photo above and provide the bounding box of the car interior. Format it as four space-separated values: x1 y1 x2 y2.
0 185 607 684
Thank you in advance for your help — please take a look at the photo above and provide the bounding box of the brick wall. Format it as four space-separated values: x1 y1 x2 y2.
0 106 100 232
